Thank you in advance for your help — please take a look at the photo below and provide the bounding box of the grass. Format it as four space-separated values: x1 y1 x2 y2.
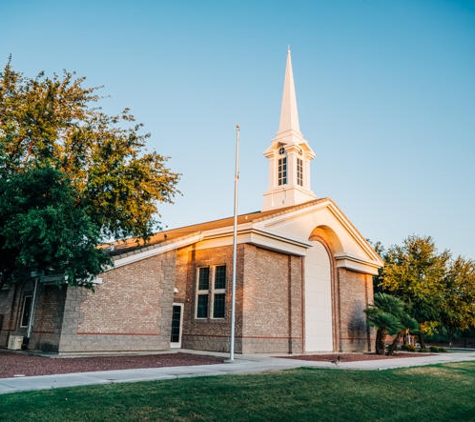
1 362 475 421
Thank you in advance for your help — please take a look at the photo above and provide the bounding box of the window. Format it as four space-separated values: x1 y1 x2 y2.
196 267 210 318
20 295 33 328
297 158 303 186
196 265 226 319
213 266 226 318
278 147 287 186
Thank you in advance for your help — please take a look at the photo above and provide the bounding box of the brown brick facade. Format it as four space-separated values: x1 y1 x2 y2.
336 268 374 352
241 245 303 354
180 245 237 352
0 201 379 355
0 239 375 354
0 281 66 352
0 282 20 347
56 250 177 353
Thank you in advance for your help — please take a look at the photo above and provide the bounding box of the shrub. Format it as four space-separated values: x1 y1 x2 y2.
430 346 440 353
419 348 430 353
402 344 417 352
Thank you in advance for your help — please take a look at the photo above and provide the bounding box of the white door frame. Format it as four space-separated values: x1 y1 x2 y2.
170 303 184 349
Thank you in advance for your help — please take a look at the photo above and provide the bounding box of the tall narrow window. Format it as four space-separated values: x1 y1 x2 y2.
278 147 287 186
196 267 210 318
195 265 227 319
213 265 226 318
297 158 303 186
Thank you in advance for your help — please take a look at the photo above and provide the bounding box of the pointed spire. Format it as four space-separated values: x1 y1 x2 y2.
263 49 316 211
276 48 304 143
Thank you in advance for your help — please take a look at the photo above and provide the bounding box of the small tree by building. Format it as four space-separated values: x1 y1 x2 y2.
365 293 418 355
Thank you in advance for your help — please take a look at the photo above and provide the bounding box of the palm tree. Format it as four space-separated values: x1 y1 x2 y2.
365 293 418 355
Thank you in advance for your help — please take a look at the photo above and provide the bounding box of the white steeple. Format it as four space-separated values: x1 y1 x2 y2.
276 48 304 144
262 49 317 211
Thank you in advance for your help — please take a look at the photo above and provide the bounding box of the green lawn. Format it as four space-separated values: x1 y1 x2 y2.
2 362 475 421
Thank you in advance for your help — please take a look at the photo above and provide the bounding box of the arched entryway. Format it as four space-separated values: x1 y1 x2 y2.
304 240 333 352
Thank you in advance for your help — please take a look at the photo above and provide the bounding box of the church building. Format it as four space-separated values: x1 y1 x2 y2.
0 51 382 355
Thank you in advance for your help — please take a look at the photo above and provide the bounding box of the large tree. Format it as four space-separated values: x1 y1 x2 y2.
378 235 450 348
439 256 475 345
0 61 180 288
0 164 111 288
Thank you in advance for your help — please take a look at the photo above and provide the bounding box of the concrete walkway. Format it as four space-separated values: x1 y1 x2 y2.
1 351 475 395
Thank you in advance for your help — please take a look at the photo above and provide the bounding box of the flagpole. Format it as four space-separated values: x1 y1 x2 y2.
228 124 240 362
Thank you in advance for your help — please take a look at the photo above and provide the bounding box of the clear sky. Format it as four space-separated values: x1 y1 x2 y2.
2 0 474 258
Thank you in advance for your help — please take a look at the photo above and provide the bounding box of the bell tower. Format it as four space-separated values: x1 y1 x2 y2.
262 49 316 211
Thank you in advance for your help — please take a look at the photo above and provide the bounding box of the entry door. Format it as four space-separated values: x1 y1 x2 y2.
170 304 183 348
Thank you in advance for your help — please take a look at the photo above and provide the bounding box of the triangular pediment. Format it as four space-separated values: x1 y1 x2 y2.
251 199 383 274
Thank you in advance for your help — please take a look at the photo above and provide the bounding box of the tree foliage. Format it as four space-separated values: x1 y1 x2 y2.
377 234 475 347
0 60 180 288
365 293 418 355
377 235 450 346
0 164 111 288
439 256 475 343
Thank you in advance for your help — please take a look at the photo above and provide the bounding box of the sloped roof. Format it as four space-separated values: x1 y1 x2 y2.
108 198 330 257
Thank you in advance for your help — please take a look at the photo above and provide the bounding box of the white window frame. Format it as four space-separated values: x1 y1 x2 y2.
212 265 226 319
170 303 184 348
278 156 287 186
297 157 303 186
196 267 210 319
195 265 226 320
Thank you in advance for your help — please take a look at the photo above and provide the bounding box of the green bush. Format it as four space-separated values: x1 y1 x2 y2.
419 348 430 353
430 346 440 353
438 347 448 353
402 344 417 352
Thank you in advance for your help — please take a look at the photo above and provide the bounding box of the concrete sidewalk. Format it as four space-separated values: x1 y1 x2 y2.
1 351 475 395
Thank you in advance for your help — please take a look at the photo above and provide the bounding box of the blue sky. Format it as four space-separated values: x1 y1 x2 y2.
2 0 475 258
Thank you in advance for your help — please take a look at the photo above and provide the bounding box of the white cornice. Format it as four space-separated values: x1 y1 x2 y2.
106 199 383 274
194 226 312 256
110 233 204 271
108 224 313 273
334 253 381 275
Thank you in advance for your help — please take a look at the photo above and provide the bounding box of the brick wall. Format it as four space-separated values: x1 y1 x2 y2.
0 280 38 348
241 245 304 354
181 245 236 353
0 284 18 347
30 284 67 352
57 250 176 353
180 244 304 354
0 280 65 352
337 268 374 352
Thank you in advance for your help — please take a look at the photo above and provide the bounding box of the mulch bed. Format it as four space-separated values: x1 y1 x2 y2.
282 353 432 363
0 350 224 378
0 350 433 379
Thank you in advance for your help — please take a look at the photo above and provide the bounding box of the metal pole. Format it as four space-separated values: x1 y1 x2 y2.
228 124 240 362
26 277 39 340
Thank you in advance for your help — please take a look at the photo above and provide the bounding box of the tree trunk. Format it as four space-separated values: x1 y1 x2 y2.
375 328 387 355
418 324 426 349
387 331 402 356
447 327 454 348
